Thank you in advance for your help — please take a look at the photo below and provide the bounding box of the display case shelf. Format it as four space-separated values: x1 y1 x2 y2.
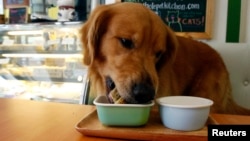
1 51 82 55
1 74 84 83
0 22 87 104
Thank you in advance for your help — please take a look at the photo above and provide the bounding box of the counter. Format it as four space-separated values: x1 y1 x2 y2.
0 98 119 141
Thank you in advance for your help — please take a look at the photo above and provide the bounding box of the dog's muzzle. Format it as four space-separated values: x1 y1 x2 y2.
105 76 155 104
132 83 155 103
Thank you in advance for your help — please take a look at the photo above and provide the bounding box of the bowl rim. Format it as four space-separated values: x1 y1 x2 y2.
94 95 155 107
156 96 213 108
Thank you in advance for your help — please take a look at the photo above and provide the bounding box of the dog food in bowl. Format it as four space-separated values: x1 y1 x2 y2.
157 96 213 131
94 95 154 126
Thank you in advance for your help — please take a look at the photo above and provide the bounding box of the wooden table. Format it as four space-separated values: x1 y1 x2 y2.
0 98 249 141
0 98 120 141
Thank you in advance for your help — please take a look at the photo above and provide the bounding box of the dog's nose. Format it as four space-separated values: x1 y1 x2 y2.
132 83 155 103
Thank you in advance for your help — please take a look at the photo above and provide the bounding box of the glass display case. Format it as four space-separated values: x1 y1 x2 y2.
0 22 88 104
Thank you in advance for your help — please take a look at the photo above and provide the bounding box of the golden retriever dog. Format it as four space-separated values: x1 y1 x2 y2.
80 2 250 115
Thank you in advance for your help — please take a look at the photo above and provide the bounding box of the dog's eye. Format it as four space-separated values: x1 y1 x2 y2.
156 51 163 59
119 38 134 49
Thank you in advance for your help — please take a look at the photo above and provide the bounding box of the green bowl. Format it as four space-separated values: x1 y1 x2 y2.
93 95 154 126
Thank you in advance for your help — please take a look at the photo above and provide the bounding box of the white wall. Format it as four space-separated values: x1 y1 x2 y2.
198 0 250 44
243 0 250 44
240 0 247 42
105 0 116 4
203 0 228 44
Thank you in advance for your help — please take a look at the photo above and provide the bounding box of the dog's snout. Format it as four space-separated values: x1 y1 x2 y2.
132 83 155 103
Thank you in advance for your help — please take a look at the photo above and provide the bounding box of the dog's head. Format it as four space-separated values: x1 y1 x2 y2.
80 2 178 104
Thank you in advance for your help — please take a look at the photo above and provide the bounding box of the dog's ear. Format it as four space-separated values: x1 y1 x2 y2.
80 5 110 65
165 26 178 63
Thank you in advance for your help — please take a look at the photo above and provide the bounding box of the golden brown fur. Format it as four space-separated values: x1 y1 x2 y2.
80 2 250 115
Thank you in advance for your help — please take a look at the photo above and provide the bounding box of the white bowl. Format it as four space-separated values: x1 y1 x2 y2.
157 96 213 131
